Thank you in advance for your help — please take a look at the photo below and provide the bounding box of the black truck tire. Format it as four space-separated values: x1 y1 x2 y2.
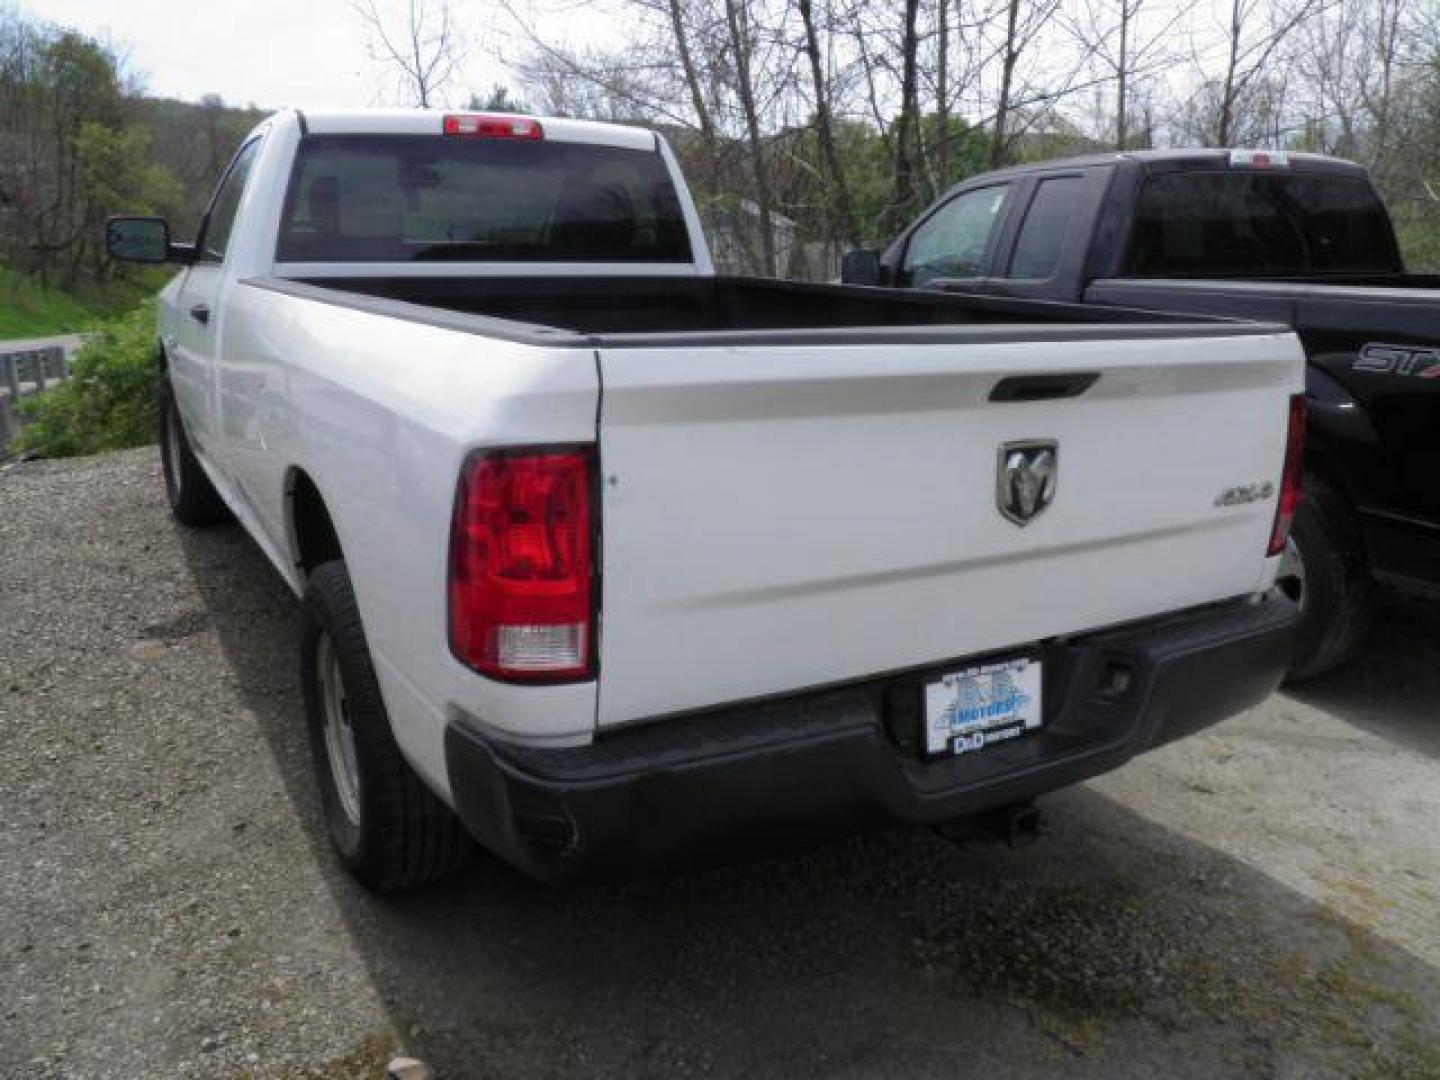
1281 478 1378 683
159 378 231 526
301 560 471 892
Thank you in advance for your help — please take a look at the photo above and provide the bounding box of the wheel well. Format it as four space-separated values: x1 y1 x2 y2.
1303 456 1356 513
289 470 343 576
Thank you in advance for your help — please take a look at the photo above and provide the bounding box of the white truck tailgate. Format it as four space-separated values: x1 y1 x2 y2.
595 330 1302 727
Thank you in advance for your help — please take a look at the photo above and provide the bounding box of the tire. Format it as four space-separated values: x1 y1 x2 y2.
1280 477 1378 683
301 560 471 892
158 377 230 526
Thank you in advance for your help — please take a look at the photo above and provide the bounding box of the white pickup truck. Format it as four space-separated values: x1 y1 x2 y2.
107 109 1303 889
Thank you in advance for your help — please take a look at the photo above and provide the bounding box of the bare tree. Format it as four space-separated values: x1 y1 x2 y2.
1290 0 1414 169
513 41 683 123
667 0 718 147
797 0 858 244
1067 0 1186 149
984 0 1071 167
352 0 464 108
888 0 922 231
487 0 1440 276
933 0 950 188
990 0 1024 166
1207 0 1323 146
1361 0 1407 170
722 0 778 273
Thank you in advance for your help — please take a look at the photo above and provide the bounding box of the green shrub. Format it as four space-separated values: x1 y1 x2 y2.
16 304 158 458
1396 221 1440 273
1387 200 1440 273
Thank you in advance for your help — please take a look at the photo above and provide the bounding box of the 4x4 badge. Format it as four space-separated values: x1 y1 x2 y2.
997 440 1058 526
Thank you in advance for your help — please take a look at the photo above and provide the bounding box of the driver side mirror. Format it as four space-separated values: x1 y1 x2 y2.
106 216 193 264
841 248 882 286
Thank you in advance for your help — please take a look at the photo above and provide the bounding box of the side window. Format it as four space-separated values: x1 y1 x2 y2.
1007 176 1083 280
198 140 261 264
902 184 1010 286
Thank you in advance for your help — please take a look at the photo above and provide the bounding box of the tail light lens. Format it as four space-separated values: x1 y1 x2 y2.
449 448 595 681
1267 394 1307 556
443 114 544 139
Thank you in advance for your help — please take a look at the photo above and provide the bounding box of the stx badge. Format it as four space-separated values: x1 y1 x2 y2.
1354 342 1440 379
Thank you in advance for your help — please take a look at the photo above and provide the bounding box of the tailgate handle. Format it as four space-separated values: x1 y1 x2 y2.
989 372 1099 403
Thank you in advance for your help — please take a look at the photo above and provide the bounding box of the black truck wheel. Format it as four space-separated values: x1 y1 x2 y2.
159 378 230 526
301 560 471 892
1280 478 1377 683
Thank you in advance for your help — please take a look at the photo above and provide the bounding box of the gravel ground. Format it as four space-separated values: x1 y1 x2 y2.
2 446 1438 1079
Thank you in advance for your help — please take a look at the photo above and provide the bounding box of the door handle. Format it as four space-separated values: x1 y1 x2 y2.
989 372 1099 402
189 303 211 325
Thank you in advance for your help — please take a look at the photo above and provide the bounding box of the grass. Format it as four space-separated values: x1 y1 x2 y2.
0 264 167 340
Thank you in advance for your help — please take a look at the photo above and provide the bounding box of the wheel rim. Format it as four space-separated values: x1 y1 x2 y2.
164 397 184 500
1278 534 1306 612
316 632 362 826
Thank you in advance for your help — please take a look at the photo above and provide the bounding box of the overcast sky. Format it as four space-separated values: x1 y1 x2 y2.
17 0 605 110
19 0 1230 126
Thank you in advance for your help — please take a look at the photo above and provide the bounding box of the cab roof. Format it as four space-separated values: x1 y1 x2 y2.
290 108 660 153
972 147 1367 184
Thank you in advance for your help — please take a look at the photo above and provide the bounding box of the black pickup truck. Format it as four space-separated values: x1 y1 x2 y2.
844 148 1439 680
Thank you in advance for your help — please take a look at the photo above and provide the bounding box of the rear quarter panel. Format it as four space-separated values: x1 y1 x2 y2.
215 283 601 797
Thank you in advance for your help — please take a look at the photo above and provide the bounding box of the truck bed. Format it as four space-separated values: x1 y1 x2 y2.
261 274 1268 343
228 269 1300 733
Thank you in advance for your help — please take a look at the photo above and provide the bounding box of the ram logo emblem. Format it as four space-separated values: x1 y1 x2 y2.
997 440 1058 526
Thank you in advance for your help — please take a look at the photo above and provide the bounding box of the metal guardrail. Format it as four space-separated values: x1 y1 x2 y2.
1 343 77 455
0 345 70 400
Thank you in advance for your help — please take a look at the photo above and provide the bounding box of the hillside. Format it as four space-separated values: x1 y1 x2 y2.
131 95 270 233
0 11 268 307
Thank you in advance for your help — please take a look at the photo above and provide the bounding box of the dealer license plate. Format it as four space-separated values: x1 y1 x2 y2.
924 656 1043 757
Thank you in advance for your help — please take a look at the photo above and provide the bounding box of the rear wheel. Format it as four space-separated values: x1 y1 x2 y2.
158 377 230 526
301 560 471 892
1279 478 1377 683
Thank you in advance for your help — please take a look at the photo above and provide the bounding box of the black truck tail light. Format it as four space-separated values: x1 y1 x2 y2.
1268 394 1307 557
448 447 596 681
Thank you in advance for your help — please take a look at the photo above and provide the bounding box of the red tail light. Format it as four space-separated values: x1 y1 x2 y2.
1268 394 1307 556
449 448 595 681
443 114 543 139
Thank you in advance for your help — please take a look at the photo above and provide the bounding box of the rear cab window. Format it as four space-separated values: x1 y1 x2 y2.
277 135 693 263
1125 169 1400 277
